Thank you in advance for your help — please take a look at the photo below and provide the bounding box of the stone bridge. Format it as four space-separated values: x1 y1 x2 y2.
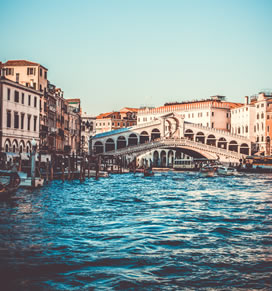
91 113 252 163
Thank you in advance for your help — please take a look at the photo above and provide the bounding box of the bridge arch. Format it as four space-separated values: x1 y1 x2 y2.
195 131 205 143
206 134 216 146
240 143 249 155
168 150 174 166
94 141 104 154
140 131 149 144
160 150 167 167
229 140 238 152
128 133 138 146
153 150 159 166
105 138 115 152
184 129 194 140
151 128 160 140
218 137 227 149
117 136 126 149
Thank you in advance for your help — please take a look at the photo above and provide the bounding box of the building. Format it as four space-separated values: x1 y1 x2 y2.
1 60 49 138
137 96 240 131
231 96 256 141
81 113 96 153
252 92 272 154
95 107 138 134
0 76 42 153
66 99 81 154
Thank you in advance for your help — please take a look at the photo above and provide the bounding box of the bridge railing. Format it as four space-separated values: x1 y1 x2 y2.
185 122 251 142
101 137 246 160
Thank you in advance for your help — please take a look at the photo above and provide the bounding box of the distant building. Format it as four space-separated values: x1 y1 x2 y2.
95 107 138 134
231 96 256 141
81 113 96 153
138 97 240 131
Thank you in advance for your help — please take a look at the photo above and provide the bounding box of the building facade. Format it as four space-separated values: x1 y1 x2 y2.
0 77 42 153
137 96 240 131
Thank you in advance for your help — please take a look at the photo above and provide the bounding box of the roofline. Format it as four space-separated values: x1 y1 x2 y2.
3 60 48 71
0 77 43 95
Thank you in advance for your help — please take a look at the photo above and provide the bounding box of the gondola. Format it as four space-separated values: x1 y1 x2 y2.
0 170 21 198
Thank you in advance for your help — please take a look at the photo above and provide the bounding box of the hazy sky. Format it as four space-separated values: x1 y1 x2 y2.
1 0 272 115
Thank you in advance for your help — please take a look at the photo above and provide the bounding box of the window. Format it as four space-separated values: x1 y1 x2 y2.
261 103 264 107
34 96 37 107
22 93 24 104
40 68 42 76
206 112 209 116
211 112 214 116
40 100 42 111
245 125 248 133
14 112 19 129
267 115 270 119
28 95 31 106
14 90 19 102
7 110 11 128
21 114 24 129
6 68 14 75
16 73 19 83
257 105 259 108
7 88 10 100
33 116 37 131
40 84 42 92
27 67 35 75
211 122 214 128
44 71 47 79
257 114 259 119
192 113 194 118
27 115 31 130
261 112 264 119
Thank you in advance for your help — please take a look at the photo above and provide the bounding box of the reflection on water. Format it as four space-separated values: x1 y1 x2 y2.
0 172 272 290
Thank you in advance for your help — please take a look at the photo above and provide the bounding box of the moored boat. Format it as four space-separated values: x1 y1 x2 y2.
0 170 21 198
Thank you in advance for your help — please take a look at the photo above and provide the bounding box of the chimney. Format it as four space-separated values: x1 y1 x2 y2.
245 96 249 105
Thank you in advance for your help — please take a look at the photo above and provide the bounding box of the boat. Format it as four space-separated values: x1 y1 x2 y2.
199 165 216 177
143 167 154 177
0 170 21 197
239 156 272 173
173 158 197 171
17 172 44 187
217 166 237 176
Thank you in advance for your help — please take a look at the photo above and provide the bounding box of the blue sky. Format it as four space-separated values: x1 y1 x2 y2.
1 0 272 115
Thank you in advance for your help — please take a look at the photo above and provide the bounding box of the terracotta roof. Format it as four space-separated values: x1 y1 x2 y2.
96 112 113 119
119 107 139 113
3 60 48 70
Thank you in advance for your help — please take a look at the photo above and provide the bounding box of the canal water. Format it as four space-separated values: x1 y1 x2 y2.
0 172 272 290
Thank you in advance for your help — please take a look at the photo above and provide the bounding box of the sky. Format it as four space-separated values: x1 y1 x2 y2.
1 0 272 115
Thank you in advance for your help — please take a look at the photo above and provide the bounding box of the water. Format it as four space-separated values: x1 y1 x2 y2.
0 172 272 290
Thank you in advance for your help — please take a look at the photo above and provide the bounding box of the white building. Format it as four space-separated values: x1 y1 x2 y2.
231 96 256 141
137 96 240 131
81 113 96 153
231 93 272 154
0 77 42 153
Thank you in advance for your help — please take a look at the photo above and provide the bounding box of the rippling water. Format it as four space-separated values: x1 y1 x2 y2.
0 172 272 290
